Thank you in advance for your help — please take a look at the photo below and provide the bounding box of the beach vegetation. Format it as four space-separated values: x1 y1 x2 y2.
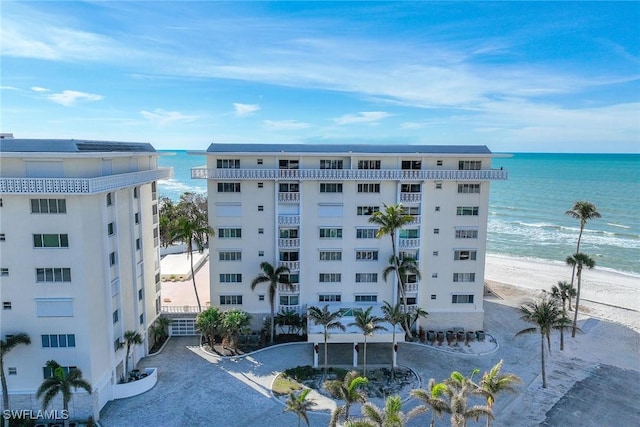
478 360 521 427
275 309 306 335
369 203 415 338
307 305 346 379
565 253 595 338
325 370 369 427
123 330 142 376
284 388 315 427
349 307 388 377
220 308 251 349
550 280 576 350
150 316 172 348
250 261 292 344
36 360 92 427
195 306 224 346
1 333 31 427
565 201 601 296
380 301 404 380
348 395 407 427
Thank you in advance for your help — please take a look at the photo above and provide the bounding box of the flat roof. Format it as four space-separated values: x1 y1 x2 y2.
204 143 492 155
0 139 156 153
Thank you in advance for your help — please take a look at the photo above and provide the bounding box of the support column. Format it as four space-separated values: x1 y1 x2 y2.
353 342 359 368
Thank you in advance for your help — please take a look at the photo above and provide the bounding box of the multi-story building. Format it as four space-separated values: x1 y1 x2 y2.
193 143 507 342
0 137 171 420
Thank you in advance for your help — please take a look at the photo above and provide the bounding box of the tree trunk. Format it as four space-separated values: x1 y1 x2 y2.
63 400 70 427
324 333 329 379
363 336 368 378
391 235 412 339
1 357 10 427
560 299 566 351
569 225 584 302
391 328 396 381
572 268 582 338
541 332 547 388
270 303 275 345
190 248 202 312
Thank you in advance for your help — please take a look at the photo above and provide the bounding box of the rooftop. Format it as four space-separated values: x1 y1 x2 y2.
0 138 156 153
204 143 493 155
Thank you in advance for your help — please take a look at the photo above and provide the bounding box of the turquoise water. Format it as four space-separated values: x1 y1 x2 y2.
158 151 640 275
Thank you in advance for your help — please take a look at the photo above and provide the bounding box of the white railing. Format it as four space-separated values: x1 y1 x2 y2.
278 238 300 249
0 168 172 194
400 193 422 203
405 283 419 293
278 192 300 203
278 215 300 225
279 261 300 271
399 238 420 248
161 305 202 314
406 215 421 226
278 305 302 314
401 305 418 314
192 168 508 181
278 283 300 293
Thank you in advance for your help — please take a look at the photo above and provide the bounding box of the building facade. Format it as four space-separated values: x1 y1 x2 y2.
193 144 507 340
0 138 171 420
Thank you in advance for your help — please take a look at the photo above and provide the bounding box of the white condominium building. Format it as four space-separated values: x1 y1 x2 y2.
193 143 507 340
0 138 171 420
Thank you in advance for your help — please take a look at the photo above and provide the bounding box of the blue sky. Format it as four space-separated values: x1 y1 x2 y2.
1 1 638 152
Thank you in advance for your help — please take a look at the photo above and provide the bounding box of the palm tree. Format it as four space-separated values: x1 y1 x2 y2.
408 378 448 427
150 316 172 344
196 306 224 347
380 301 404 380
516 295 568 388
369 203 414 337
349 307 388 377
349 395 407 427
443 370 493 427
566 253 595 338
325 370 369 426
123 330 142 376
36 360 92 427
565 201 601 289
284 388 315 427
479 360 521 427
250 261 292 344
1 333 31 427
275 309 305 335
221 308 252 349
550 281 576 350
307 305 346 378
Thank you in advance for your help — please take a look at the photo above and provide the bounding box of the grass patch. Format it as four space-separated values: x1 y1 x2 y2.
273 373 303 395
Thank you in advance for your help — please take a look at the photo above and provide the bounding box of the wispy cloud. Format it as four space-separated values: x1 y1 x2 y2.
0 86 19 91
333 112 392 125
233 103 260 117
31 86 49 92
140 109 198 126
47 90 103 106
263 120 311 130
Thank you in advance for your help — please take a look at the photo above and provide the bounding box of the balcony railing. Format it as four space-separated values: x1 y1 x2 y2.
279 238 300 249
406 215 421 226
279 261 300 271
192 168 508 181
0 168 172 194
278 215 300 225
278 305 302 314
405 283 419 293
278 283 300 294
399 238 420 248
400 193 422 203
161 305 202 314
278 192 300 203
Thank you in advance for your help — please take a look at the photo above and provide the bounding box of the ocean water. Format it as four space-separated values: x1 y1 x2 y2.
158 151 640 275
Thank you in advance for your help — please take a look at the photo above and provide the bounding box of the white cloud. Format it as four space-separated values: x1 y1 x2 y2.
233 103 260 116
47 90 103 106
31 86 49 92
0 86 19 91
333 111 392 125
140 109 198 126
263 120 311 130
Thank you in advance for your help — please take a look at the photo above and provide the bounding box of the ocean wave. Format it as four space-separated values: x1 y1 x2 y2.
607 222 631 229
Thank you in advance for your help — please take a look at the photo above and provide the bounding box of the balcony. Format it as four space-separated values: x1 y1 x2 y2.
279 261 300 271
406 215 421 226
192 168 508 181
278 305 302 314
0 168 172 194
405 283 419 293
278 215 300 225
278 192 300 203
278 283 300 294
399 238 420 248
279 238 300 249
400 193 422 203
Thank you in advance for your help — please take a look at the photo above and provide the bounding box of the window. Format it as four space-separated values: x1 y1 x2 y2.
357 206 379 216
41 334 76 348
319 294 341 302
258 251 264 257
133 187 138 198
357 183 380 193
458 183 481 194
320 160 343 169
2 302 11 310
355 295 378 302
358 160 381 169
33 234 68 248
43 365 77 379
356 229 377 239
114 339 121 352
0 234 4 241
280 295 300 306
406 297 417 305
8 368 16 375
319 228 342 239
320 183 343 193
454 250 477 261
259 295 265 301
217 159 240 169
257 159 263 165
279 273 299 284
138 289 143 300
107 222 115 236
112 309 119 323
355 273 378 283
279 183 299 193
217 182 241 193
152 204 158 215
109 252 117 266
453 273 476 282
279 229 299 238
140 314 144 325
356 250 378 261
0 199 2 207
36 268 71 282
218 228 242 238
106 193 113 206
431 294 437 300
258 205 264 211
459 161 481 170
456 229 478 239
432 251 439 256
432 273 438 278
435 206 440 212
134 213 140 224
401 160 421 170
399 229 419 239
319 273 341 283
433 229 439 234
436 160 443 166
279 159 299 169
400 250 419 261
319 251 342 261
0 268 8 277
30 199 66 214
435 182 443 189
219 251 242 261
452 294 475 304
136 238 141 250
457 206 479 216
220 295 243 305
258 182 264 188
401 183 421 193
258 228 264 234
220 274 242 283
279 251 299 261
